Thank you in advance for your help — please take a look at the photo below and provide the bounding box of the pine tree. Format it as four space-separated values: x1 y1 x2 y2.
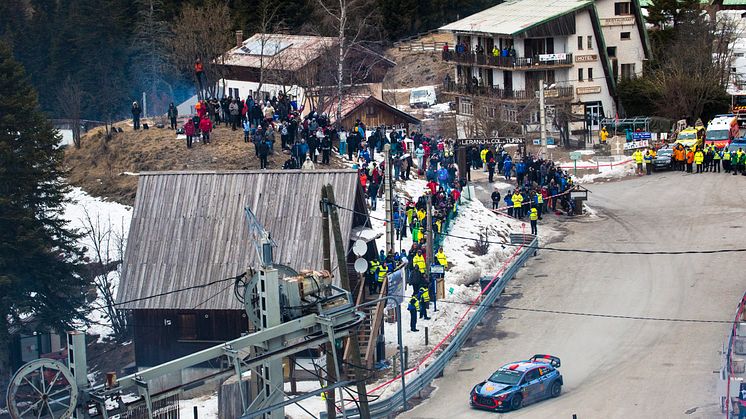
0 42 87 380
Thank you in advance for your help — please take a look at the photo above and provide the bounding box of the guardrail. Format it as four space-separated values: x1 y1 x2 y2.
322 233 538 418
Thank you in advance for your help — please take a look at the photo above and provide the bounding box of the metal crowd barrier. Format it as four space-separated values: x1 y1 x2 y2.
322 234 538 418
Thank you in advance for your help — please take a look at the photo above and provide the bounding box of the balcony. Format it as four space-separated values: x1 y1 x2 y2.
443 82 574 102
442 51 574 70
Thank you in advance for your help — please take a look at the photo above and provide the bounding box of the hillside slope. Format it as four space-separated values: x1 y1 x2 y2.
64 122 346 205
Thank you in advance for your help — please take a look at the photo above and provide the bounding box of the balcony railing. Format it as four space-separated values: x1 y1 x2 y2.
442 51 574 69
443 81 574 101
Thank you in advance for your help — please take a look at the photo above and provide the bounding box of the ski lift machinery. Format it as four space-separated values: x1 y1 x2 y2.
5 207 363 419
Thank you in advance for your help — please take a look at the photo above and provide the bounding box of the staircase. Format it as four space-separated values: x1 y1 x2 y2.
344 275 389 374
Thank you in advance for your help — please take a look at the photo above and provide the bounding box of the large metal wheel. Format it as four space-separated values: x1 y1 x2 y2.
244 264 298 330
6 358 78 419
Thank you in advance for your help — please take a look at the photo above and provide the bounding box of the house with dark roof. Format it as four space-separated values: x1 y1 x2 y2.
116 170 377 386
218 33 395 115
440 0 651 142
318 95 421 131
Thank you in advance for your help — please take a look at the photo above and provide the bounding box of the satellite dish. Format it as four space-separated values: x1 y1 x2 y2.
352 240 367 257
354 258 368 274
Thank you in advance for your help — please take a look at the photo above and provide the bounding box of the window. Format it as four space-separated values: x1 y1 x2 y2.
178 314 197 340
614 2 631 15
588 67 594 81
587 36 593 50
523 369 541 384
228 87 240 99
607 46 617 57
487 107 497 118
621 32 631 40
578 68 584 82
505 108 518 123
621 63 636 80
366 105 376 116
577 36 584 50
459 98 473 116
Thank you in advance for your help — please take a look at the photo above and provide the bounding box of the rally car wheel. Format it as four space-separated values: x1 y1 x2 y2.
510 394 523 410
550 381 562 398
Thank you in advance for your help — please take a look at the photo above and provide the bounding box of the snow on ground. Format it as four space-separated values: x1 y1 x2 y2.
179 393 218 418
573 160 636 184
62 187 133 340
574 149 596 155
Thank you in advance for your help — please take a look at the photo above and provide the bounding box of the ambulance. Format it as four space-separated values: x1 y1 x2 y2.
705 114 740 149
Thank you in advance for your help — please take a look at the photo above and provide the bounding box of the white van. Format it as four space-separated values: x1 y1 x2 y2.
410 86 437 108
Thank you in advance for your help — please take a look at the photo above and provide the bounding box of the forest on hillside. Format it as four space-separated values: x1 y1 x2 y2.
0 0 499 121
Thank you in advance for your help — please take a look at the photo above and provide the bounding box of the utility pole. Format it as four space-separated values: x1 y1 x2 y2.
539 80 547 157
324 185 371 419
384 143 394 255
425 192 433 280
320 187 336 419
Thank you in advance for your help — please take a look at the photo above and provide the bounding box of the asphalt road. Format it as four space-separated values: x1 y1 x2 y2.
401 170 746 419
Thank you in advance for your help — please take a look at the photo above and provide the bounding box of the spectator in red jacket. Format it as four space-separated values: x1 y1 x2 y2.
199 115 212 144
426 180 437 195
184 119 196 149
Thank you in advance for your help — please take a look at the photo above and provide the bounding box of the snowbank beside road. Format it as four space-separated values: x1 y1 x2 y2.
573 160 636 184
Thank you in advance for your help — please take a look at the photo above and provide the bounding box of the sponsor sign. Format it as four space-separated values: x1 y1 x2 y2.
569 152 582 161
576 86 602 95
632 132 652 140
538 53 568 62
623 139 649 150
575 54 598 63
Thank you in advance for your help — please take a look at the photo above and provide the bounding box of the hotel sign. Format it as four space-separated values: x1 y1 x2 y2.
601 17 635 26
575 54 598 63
576 86 602 95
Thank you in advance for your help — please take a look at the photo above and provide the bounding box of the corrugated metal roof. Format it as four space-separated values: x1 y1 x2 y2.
223 34 336 71
440 0 592 36
116 170 361 310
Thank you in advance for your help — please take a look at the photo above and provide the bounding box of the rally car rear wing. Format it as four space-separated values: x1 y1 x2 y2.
530 354 561 368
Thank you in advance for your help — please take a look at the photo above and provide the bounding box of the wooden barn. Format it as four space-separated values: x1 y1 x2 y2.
116 170 374 381
320 95 421 131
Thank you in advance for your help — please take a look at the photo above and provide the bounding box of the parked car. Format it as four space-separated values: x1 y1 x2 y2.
653 146 674 171
727 138 746 153
470 354 563 412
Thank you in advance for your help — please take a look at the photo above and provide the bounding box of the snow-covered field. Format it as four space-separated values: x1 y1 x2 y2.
62 187 133 340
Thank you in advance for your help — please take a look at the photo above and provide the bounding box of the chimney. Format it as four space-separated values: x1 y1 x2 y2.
236 30 244 48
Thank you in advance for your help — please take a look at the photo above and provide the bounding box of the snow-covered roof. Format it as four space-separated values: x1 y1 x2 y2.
440 0 591 36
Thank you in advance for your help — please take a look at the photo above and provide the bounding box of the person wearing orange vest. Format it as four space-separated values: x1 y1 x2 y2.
686 148 694 173
194 58 205 94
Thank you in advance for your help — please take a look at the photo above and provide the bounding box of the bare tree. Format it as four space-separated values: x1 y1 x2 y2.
80 209 129 340
646 14 739 120
252 0 284 99
132 0 172 116
314 0 380 125
171 0 233 99
57 77 84 149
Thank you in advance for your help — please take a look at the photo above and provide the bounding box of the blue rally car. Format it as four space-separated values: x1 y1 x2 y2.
470 354 563 411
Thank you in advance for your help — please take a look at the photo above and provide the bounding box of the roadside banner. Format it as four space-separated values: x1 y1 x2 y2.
624 140 649 150
387 269 405 308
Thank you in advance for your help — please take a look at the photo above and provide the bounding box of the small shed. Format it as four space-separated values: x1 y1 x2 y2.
116 170 372 370
320 95 421 130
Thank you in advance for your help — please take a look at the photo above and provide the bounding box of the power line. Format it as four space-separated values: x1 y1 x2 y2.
383 292 735 324
332 202 746 255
